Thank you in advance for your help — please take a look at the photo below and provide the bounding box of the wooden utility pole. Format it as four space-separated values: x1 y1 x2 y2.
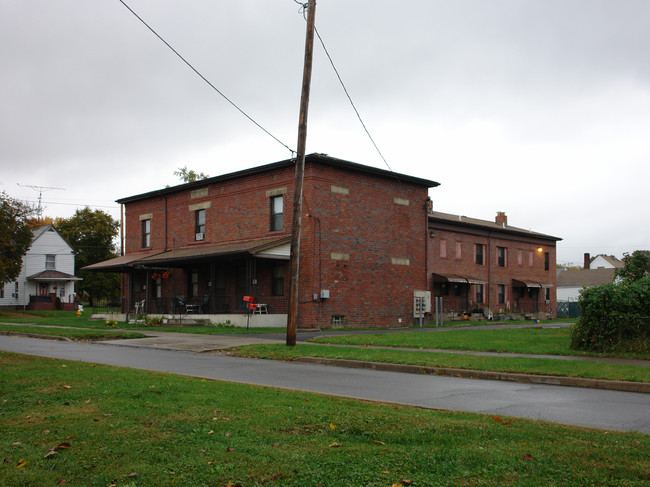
287 0 316 346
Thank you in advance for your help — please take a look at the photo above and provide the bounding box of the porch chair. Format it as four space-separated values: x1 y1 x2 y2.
134 299 145 315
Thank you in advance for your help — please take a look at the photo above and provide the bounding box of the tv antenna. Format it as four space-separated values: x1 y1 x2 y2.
17 184 66 220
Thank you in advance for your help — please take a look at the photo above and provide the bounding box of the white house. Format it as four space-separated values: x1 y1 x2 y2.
556 252 623 302
0 225 81 310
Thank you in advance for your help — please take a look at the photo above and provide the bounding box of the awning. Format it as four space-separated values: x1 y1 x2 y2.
27 270 82 281
84 237 292 271
81 252 165 272
432 273 486 285
512 279 554 288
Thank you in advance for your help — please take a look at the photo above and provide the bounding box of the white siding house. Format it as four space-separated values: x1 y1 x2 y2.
0 225 80 309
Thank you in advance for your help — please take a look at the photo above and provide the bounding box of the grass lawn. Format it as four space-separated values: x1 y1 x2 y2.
310 327 649 359
1 352 648 487
0 310 281 334
231 344 650 383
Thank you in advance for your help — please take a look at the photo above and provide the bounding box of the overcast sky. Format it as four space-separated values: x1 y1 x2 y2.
2 0 648 266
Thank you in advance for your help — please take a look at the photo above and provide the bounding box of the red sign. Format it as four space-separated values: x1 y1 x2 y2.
243 296 254 303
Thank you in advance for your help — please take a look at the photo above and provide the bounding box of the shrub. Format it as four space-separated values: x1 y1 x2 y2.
104 319 119 328
144 315 163 327
570 277 650 353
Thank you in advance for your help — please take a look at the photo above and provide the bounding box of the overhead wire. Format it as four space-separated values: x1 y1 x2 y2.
116 0 295 156
313 25 397 178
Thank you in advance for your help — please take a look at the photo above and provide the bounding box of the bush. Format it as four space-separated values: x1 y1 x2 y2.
570 277 650 353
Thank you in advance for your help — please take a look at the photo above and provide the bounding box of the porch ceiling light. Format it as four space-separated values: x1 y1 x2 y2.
537 247 543 253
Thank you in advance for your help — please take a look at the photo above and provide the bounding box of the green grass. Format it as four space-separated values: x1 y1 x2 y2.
1 352 648 486
231 344 650 383
0 309 280 334
310 327 648 359
0 324 146 341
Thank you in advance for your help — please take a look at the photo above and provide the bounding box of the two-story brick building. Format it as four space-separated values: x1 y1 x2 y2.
86 153 560 327
428 211 561 318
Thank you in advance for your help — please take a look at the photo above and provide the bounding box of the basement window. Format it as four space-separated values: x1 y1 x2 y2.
331 315 345 327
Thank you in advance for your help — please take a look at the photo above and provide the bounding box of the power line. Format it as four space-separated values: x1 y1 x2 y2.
313 26 396 176
116 0 295 155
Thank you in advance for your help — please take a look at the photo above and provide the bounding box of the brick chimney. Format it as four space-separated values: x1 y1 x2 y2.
495 211 508 225
584 253 591 270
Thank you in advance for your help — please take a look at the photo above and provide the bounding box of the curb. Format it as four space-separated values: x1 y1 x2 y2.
293 357 650 394
0 331 71 342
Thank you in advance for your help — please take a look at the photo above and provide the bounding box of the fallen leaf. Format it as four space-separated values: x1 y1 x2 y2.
44 450 57 458
63 385 71 389
16 458 27 468
226 447 236 452
522 453 534 461
208 430 214 435
225 432 232 438
373 439 386 445
199 449 207 454
400 480 412 485
329 423 337 430
382 470 390 474
11 442 21 446
42 429 50 435
56 478 66 486
391 483 403 487
85 398 91 404
128 472 137 477
272 443 281 448
328 442 342 448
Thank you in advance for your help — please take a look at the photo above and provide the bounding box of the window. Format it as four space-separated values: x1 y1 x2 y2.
475 244 484 265
440 239 447 258
45 254 55 269
59 285 65 298
141 219 150 248
517 249 523 265
272 265 284 296
545 288 550 302
476 284 484 304
455 242 462 259
497 247 507 267
1 286 4 299
528 251 534 266
544 252 550 271
270 195 283 231
498 284 505 304
195 209 205 237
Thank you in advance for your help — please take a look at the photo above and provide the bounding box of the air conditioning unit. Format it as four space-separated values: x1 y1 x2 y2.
195 232 204 241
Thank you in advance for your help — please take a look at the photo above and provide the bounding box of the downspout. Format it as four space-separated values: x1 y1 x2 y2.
424 197 431 291
487 230 492 311
164 195 168 250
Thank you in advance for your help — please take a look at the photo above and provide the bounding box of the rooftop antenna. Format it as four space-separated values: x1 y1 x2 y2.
17 184 66 220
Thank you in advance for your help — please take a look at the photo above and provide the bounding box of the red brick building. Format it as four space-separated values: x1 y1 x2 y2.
428 211 561 318
87 154 560 327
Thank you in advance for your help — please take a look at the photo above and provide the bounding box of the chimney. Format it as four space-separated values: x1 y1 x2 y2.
495 211 508 225
584 253 591 270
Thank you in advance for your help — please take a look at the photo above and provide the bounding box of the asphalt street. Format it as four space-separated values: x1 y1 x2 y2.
1 335 648 434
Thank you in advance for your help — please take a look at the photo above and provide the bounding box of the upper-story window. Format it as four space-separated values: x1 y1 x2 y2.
475 244 484 265
544 252 550 271
141 219 150 248
497 247 507 267
195 209 206 239
440 239 447 258
45 254 56 270
270 195 283 231
455 242 462 259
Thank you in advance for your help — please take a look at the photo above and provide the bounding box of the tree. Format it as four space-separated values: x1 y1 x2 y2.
0 192 35 284
614 251 650 284
56 207 120 305
173 165 209 183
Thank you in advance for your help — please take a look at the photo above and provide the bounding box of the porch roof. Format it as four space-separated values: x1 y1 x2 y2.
81 252 165 272
512 279 554 288
432 273 486 285
27 270 82 281
133 237 292 266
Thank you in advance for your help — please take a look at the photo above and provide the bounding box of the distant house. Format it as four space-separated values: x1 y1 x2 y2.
556 253 622 302
0 225 81 310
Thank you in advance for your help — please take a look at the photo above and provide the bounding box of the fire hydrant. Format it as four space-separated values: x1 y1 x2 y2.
76 309 81 318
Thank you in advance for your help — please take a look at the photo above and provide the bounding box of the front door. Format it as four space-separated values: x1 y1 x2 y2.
39 282 49 296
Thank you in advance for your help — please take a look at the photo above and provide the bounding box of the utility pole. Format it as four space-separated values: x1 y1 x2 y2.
287 0 316 346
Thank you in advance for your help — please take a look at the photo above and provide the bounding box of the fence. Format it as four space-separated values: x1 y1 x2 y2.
557 300 580 318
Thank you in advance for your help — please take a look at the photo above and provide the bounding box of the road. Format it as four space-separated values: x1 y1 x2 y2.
1 335 648 434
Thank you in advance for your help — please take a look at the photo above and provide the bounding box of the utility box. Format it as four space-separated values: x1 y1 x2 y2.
320 289 330 299
413 290 431 317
